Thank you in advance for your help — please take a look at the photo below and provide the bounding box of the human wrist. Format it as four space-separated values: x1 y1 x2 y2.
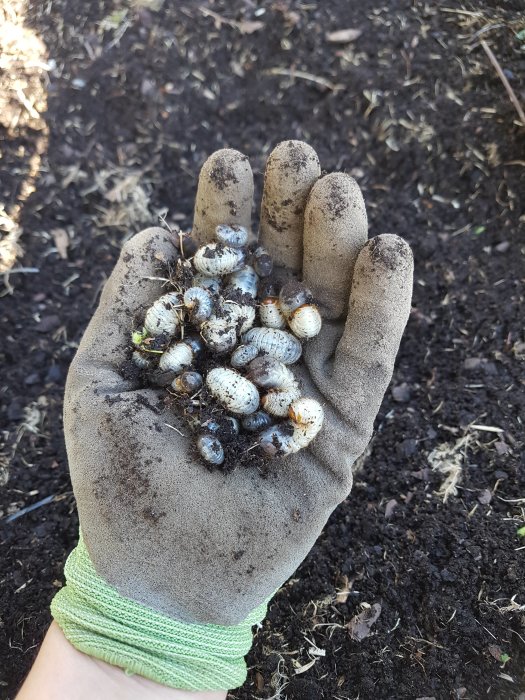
18 623 227 700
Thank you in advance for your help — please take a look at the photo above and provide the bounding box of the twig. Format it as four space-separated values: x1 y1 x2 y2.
243 441 261 454
199 7 263 34
1 268 39 296
469 423 504 433
3 494 59 523
164 422 186 437
3 267 39 274
15 88 40 119
480 40 525 126
264 67 343 92
440 8 483 17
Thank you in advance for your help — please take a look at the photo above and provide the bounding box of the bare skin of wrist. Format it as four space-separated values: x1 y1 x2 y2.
17 622 227 700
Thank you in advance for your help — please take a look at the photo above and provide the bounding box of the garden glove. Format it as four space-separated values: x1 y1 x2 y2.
51 141 413 691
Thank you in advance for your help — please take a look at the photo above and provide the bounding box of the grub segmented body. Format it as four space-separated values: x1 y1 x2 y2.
259 398 324 455
252 246 273 277
242 327 302 364
159 341 195 373
278 281 312 318
259 297 286 329
288 304 322 340
230 343 259 368
172 371 203 394
144 292 183 336
247 356 296 390
248 357 300 417
241 411 273 432
184 287 214 325
131 350 152 369
206 368 260 415
258 423 296 457
279 281 322 340
201 317 238 354
227 265 259 298
215 224 249 248
193 242 246 276
261 387 302 417
192 272 221 295
288 398 324 449
196 434 224 465
184 335 204 356
223 301 256 335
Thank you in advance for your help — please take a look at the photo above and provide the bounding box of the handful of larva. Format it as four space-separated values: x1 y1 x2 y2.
130 223 324 471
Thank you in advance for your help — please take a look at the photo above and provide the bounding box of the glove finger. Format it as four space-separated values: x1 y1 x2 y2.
192 148 254 246
332 234 413 445
259 140 320 272
67 227 179 393
302 173 368 320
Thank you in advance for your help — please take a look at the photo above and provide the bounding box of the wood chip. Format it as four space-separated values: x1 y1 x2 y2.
326 28 362 43
385 498 398 518
237 20 265 35
51 228 69 259
294 658 317 675
346 602 382 641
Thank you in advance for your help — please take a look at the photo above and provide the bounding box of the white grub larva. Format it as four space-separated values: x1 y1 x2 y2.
278 281 313 318
242 327 302 365
144 292 183 336
259 297 286 329
201 317 238 354
247 356 296 391
196 433 224 465
206 368 260 415
159 341 194 373
227 265 259 298
253 246 273 277
241 410 273 432
172 370 203 394
288 304 322 340
132 350 152 369
192 273 221 295
259 398 324 456
215 224 248 248
279 280 322 339
259 423 295 457
183 286 214 325
184 335 204 356
224 301 256 335
288 398 324 449
261 386 302 417
230 343 259 368
193 242 246 276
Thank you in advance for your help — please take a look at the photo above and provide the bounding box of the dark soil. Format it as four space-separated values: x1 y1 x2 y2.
1 1 524 699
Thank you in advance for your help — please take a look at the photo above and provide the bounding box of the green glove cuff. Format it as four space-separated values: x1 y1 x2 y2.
50 535 268 690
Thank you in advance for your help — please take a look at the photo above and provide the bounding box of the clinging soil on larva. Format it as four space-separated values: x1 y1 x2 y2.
129 224 324 471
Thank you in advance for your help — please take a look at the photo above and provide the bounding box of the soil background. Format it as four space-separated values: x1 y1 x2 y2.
1 1 524 698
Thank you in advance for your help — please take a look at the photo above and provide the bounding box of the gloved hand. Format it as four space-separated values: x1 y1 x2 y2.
51 141 413 691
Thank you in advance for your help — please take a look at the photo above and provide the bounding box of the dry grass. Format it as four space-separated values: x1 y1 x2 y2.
0 0 49 272
428 433 473 502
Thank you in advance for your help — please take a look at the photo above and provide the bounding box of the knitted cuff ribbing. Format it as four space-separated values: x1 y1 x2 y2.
50 535 268 690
